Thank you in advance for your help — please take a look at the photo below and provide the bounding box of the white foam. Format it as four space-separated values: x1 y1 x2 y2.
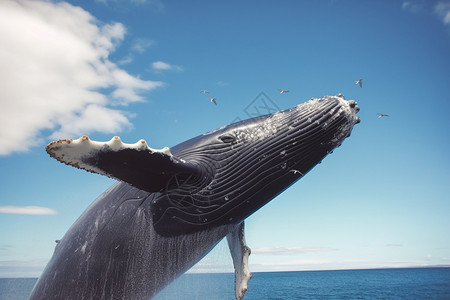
232 94 357 144
231 110 288 143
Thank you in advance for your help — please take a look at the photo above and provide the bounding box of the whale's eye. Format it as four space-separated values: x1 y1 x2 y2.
218 134 236 143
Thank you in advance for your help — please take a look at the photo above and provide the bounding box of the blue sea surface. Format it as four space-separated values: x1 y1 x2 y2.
1 268 449 300
0 278 37 300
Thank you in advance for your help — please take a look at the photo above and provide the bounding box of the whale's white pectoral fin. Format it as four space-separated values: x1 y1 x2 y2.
46 136 199 193
227 222 252 300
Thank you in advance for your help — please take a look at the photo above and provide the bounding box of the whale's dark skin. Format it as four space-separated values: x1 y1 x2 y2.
29 95 359 300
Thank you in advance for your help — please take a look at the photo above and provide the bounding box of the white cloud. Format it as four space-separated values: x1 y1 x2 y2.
401 1 426 13
252 246 336 255
435 2 450 24
131 38 155 53
402 2 418 12
216 81 229 87
0 259 48 277
248 257 450 272
152 61 172 70
0 206 58 215
152 61 184 71
385 243 403 247
403 1 450 28
50 104 133 140
0 0 163 155
250 259 331 272
95 0 164 11
118 54 134 65
117 39 155 65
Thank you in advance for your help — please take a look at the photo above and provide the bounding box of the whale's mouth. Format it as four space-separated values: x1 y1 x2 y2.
325 96 360 145
287 94 360 151
348 100 361 123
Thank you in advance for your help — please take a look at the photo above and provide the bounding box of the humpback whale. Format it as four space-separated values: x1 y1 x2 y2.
29 94 360 300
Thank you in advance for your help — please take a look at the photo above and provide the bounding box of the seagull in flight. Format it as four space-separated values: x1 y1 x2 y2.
200 90 210 94
355 78 363 88
209 98 217 105
377 113 389 118
277 89 290 94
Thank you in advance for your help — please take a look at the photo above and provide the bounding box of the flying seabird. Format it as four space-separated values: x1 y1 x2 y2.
200 90 210 94
209 98 217 105
355 78 363 88
377 113 389 118
277 89 290 94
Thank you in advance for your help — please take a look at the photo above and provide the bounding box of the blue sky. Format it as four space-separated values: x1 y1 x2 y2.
0 0 449 278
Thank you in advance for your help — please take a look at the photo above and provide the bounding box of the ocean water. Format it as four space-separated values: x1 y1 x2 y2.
0 278 37 300
1 268 449 300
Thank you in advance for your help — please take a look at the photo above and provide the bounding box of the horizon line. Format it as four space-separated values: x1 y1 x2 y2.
2 265 449 279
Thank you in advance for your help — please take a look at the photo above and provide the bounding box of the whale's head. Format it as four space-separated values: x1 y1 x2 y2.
151 94 360 235
46 94 359 236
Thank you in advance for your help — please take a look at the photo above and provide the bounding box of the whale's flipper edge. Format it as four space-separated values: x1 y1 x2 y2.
227 221 252 300
46 136 201 193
